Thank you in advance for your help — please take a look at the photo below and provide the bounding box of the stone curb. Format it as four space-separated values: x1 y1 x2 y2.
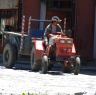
80 66 96 72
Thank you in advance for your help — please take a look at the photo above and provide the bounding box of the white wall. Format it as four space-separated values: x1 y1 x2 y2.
0 0 18 9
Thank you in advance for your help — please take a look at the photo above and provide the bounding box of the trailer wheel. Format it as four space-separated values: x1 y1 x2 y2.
74 57 80 75
31 46 41 71
41 55 48 74
3 43 16 68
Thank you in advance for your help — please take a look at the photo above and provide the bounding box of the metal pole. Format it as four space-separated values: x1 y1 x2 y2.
64 18 67 34
20 15 25 52
28 16 32 35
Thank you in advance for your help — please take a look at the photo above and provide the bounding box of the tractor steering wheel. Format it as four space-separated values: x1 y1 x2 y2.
48 32 64 37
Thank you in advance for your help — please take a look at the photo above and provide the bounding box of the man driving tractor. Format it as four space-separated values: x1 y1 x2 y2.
44 16 64 46
30 16 80 75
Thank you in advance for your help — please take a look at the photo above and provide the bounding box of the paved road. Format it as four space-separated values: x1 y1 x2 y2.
0 54 96 95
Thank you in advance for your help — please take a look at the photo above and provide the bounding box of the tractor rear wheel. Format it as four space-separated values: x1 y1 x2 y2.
41 55 48 74
3 43 16 68
31 46 41 71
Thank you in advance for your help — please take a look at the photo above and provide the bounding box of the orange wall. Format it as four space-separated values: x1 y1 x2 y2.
23 0 41 32
75 0 95 60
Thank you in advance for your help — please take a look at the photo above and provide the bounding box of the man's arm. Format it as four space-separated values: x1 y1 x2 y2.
44 24 51 38
57 24 65 35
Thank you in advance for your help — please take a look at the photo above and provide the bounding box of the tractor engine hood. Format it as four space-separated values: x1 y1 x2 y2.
55 36 73 45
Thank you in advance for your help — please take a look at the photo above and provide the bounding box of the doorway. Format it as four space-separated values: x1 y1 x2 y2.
46 0 75 34
93 6 96 59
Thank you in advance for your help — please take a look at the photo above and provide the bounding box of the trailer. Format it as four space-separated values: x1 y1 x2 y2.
1 16 49 69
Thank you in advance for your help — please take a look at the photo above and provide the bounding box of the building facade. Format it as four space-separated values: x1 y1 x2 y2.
0 0 96 61
75 0 95 60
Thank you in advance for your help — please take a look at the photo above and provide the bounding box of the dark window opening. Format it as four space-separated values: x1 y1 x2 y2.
47 0 72 11
46 0 76 38
0 0 23 32
0 9 18 31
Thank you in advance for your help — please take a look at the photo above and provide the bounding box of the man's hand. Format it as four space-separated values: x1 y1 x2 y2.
49 34 54 37
61 32 65 36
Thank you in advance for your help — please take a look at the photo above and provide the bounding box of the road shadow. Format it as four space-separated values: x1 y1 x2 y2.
0 59 31 71
14 63 96 76
47 71 63 75
80 60 96 75
1 53 96 76
80 69 96 76
0 54 3 66
13 62 31 71
74 92 87 95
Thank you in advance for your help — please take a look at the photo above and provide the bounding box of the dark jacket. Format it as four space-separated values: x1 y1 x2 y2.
44 23 62 38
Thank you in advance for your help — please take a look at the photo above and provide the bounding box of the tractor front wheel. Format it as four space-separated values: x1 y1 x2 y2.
31 46 41 72
41 55 48 74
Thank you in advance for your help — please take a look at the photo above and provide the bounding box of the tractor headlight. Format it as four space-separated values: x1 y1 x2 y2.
67 40 72 44
60 40 65 43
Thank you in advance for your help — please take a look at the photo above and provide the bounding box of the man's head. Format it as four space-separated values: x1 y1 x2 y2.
51 16 62 26
52 16 61 22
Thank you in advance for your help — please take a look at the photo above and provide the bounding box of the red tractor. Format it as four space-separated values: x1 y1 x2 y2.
28 17 80 75
31 32 80 75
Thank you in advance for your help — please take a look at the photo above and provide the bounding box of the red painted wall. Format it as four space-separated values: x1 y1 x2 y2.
75 0 95 60
23 0 41 32
0 0 95 60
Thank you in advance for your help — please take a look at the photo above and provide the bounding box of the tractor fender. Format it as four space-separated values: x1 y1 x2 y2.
32 39 45 60
72 44 76 54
